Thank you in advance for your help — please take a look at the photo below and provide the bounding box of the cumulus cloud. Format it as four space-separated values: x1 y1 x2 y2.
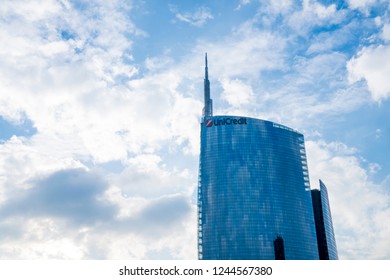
247 52 368 129
0 135 85 199
263 0 293 15
0 0 138 162
0 168 116 226
221 78 254 107
123 195 193 237
193 23 286 79
347 0 380 11
382 23 390 40
0 0 61 21
0 167 195 259
0 0 200 259
108 154 194 199
347 45 390 102
287 0 342 35
0 0 204 164
307 21 360 54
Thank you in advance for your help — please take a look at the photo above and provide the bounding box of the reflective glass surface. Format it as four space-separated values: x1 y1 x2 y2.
198 116 319 260
319 180 338 260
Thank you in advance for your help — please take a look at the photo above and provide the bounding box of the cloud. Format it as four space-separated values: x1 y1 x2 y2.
0 168 116 226
347 0 381 11
0 0 61 21
382 23 390 40
268 0 293 13
170 6 213 27
0 0 201 259
307 20 361 54
244 51 368 130
85 192 196 259
0 136 85 200
287 0 342 35
347 44 390 102
108 154 194 199
193 23 286 79
124 195 193 237
220 78 254 107
235 0 252 10
0 0 203 164
0 166 196 259
0 217 88 259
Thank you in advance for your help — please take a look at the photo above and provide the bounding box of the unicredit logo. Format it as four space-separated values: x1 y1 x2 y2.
205 119 213 127
205 117 247 127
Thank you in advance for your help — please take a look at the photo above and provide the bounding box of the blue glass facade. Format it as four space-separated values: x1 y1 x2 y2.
198 116 319 260
311 180 338 260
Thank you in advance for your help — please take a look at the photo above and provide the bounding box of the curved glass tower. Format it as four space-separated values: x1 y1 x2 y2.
197 54 337 260
198 116 319 259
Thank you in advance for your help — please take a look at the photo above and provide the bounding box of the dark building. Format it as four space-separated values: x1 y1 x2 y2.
197 54 338 260
311 180 338 260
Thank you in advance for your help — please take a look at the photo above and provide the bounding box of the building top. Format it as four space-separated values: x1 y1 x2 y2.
201 55 302 135
203 115 302 135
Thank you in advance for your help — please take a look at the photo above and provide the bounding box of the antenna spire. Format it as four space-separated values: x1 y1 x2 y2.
202 52 213 118
205 53 208 79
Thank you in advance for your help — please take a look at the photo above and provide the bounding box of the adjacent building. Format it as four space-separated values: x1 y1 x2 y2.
197 54 337 260
311 180 338 260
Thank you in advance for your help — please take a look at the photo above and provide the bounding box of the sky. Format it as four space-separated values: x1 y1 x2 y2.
0 0 389 260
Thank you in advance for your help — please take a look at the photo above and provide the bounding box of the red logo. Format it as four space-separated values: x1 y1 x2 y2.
205 119 213 127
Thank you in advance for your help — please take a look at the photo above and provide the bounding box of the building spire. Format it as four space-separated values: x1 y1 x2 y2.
202 52 213 118
205 52 208 80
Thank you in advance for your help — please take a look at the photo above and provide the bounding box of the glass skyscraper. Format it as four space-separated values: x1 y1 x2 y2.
197 54 337 260
311 180 338 260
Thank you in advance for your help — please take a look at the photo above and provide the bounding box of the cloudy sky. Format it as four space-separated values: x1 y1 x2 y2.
0 0 389 260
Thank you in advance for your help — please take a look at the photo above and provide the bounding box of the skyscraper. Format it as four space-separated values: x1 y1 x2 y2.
197 54 337 260
311 180 338 260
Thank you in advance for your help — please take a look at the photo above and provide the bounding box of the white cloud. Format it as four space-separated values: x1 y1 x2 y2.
0 136 85 196
0 0 204 164
0 0 201 259
109 153 194 199
347 0 379 10
239 0 251 5
235 0 254 11
194 23 286 79
221 78 254 107
0 166 197 259
167 94 203 155
145 56 174 72
0 217 85 259
0 0 61 21
170 6 213 27
382 23 390 41
287 0 342 35
347 44 390 102
266 0 293 14
307 22 358 54
249 53 368 130
304 0 336 19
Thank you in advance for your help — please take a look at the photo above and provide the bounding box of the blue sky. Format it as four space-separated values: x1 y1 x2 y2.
0 0 389 259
